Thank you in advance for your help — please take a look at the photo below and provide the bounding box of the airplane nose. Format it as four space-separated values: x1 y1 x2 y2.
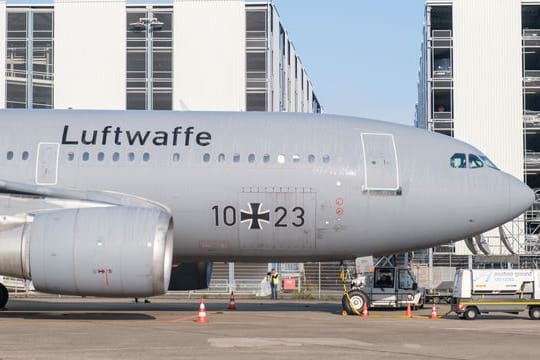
508 176 535 216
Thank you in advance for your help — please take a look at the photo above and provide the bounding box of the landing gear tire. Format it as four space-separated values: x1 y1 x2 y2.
529 307 540 320
464 307 479 320
342 290 368 315
0 283 8 309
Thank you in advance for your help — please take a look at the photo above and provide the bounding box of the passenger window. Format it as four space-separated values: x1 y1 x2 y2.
128 152 135 162
277 154 286 164
468 154 484 169
248 154 255 163
6 151 13 160
172 153 180 162
322 155 330 164
67 152 75 161
263 154 270 163
308 154 315 163
450 153 466 168
97 152 105 161
82 152 90 161
22 151 29 160
292 154 300 163
218 153 225 163
233 153 240 163
143 153 150 162
112 152 120 162
203 153 210 162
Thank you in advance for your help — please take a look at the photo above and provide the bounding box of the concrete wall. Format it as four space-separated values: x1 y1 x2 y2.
0 1 6 109
453 0 524 180
54 0 126 109
173 0 245 111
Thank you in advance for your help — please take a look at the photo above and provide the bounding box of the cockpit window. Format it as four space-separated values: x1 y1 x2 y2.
450 153 466 168
479 155 499 170
468 154 484 169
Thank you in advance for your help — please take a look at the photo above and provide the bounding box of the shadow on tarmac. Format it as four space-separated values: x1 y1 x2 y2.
0 311 155 321
2 298 343 316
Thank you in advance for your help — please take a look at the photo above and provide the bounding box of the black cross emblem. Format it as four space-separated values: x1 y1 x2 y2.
240 203 270 230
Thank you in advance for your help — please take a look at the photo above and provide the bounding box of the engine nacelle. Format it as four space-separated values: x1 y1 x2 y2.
0 206 173 297
168 262 213 290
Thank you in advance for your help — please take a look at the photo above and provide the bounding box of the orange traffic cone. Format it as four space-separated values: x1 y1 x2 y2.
361 303 369 318
195 297 209 323
431 303 438 319
228 291 237 310
406 302 413 318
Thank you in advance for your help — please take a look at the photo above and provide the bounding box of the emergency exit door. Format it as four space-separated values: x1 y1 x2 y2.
36 142 59 185
361 133 399 191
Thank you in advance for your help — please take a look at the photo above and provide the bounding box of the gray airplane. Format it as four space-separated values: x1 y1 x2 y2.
0 110 533 308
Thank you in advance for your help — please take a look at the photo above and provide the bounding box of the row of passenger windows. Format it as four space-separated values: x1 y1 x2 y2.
64 151 332 164
450 153 499 170
2 150 333 165
5 151 30 161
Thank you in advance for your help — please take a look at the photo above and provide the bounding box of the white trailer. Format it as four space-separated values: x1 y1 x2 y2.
452 269 540 320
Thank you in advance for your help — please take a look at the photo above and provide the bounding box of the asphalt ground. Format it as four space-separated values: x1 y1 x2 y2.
1 296 539 360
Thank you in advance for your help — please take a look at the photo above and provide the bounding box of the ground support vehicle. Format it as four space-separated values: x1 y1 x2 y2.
451 269 540 320
341 266 425 315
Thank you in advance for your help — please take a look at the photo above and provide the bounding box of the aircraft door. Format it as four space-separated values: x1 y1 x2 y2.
36 142 60 185
361 133 399 191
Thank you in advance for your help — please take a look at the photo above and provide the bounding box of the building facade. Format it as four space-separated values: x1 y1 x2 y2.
1 0 321 113
417 0 540 266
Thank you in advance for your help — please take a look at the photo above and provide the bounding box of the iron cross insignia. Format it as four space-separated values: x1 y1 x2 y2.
240 203 270 230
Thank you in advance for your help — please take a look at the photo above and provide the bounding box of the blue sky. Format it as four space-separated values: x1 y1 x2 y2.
273 0 425 125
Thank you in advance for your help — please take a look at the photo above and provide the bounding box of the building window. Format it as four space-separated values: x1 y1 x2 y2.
127 8 172 110
246 8 268 111
6 9 54 109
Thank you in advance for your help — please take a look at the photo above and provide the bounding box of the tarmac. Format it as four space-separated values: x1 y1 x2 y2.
1 295 540 360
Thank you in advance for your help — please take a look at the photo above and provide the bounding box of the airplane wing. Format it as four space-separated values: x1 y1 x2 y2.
0 178 171 215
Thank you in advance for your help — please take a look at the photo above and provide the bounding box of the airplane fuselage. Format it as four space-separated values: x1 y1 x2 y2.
0 110 533 262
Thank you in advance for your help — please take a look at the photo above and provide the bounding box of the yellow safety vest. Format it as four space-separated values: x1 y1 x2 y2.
270 273 280 286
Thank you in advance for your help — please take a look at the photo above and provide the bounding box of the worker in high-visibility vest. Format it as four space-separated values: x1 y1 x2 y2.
267 268 280 300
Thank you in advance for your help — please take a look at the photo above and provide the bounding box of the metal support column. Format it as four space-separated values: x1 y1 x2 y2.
228 262 235 293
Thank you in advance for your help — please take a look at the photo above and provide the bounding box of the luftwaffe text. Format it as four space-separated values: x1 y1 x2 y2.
61 125 212 146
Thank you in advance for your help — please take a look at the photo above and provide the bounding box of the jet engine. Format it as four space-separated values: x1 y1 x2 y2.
0 206 173 297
